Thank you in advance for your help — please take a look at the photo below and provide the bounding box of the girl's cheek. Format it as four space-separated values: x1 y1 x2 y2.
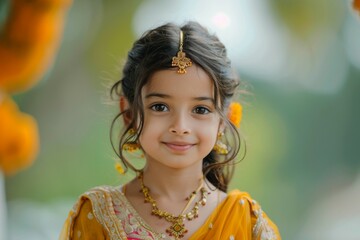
142 115 167 132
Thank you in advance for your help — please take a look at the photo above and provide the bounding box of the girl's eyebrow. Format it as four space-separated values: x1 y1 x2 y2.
145 93 170 99
145 93 214 103
194 96 215 103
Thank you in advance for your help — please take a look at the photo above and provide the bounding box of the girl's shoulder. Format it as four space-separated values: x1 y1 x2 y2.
80 185 124 201
224 189 281 240
61 185 167 240
72 185 126 225
60 185 129 240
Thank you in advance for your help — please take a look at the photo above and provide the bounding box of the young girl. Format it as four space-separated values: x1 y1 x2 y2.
60 21 281 240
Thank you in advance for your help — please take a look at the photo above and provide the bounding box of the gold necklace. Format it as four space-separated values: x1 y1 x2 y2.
138 172 209 239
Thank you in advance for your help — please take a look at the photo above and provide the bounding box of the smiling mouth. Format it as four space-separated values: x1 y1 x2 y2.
164 142 194 151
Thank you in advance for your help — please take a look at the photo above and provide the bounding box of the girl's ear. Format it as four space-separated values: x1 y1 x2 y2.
120 96 132 126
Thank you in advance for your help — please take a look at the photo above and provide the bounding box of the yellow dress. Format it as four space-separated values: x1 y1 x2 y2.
59 186 281 240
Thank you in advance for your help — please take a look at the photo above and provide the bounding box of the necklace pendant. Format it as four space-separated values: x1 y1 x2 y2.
165 219 188 239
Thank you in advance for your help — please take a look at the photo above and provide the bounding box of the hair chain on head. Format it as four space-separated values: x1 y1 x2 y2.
171 30 192 74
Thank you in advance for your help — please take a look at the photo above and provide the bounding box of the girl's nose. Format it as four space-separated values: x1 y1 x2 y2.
169 113 191 135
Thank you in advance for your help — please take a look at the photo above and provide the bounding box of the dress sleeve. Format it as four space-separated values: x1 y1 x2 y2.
247 198 281 240
59 197 110 240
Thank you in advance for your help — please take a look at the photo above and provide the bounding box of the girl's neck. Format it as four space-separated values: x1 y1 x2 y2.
141 163 204 201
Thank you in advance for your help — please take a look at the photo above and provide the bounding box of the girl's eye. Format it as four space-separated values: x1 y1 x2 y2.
193 106 211 115
150 104 169 112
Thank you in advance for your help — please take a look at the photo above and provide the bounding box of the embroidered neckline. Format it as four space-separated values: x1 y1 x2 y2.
113 186 163 237
116 185 227 239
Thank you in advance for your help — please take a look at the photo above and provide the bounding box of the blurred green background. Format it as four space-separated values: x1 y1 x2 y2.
2 0 360 239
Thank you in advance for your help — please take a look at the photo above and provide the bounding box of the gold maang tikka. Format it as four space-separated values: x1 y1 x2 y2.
171 30 192 74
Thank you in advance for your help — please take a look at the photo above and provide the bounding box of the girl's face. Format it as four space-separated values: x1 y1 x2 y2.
139 64 221 171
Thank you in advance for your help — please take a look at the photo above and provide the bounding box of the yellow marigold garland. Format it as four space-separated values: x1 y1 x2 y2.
227 102 243 128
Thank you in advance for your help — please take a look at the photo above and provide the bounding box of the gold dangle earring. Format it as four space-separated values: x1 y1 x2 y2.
115 128 142 174
122 128 141 152
213 132 229 155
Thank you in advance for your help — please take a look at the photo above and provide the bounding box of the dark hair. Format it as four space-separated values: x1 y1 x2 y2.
110 21 243 192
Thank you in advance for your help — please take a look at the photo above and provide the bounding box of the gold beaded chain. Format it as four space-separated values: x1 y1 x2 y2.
138 172 210 239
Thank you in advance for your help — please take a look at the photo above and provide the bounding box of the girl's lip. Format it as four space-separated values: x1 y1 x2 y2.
163 142 194 151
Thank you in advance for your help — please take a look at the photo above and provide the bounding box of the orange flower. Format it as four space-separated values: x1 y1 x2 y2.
354 0 360 15
0 0 73 93
0 96 39 175
227 102 243 128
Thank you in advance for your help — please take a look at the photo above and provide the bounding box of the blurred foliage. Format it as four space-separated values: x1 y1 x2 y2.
269 0 346 38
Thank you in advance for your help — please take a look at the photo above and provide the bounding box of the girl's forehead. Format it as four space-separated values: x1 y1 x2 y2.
142 65 215 98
